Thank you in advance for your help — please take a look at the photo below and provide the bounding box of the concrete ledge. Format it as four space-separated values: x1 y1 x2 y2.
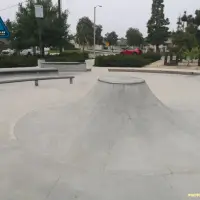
0 67 58 76
85 59 94 70
41 62 87 72
108 67 200 75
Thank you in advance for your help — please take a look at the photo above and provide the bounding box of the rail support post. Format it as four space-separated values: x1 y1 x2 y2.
35 80 39 86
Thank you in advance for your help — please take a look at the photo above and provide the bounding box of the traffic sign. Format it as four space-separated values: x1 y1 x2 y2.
35 5 44 18
105 42 110 47
0 17 10 39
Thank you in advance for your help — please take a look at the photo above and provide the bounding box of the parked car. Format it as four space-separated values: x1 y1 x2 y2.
120 47 142 55
20 49 38 56
20 48 49 56
1 49 15 56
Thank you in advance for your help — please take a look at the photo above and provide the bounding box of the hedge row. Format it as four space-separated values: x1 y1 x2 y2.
0 52 160 68
95 55 150 67
0 56 38 68
142 52 161 62
0 52 89 68
46 52 89 62
95 52 161 67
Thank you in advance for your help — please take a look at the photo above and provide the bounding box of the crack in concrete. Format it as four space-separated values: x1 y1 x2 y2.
44 176 60 200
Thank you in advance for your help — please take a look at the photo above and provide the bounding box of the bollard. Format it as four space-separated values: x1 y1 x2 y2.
35 80 39 86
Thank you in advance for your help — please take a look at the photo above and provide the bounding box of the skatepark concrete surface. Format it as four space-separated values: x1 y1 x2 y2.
1 67 200 199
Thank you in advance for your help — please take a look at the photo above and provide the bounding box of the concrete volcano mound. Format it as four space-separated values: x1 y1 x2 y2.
14 75 200 199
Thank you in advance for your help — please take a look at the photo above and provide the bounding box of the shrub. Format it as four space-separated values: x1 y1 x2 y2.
60 51 89 59
46 52 89 62
63 43 77 50
95 55 150 67
0 56 37 68
142 52 161 62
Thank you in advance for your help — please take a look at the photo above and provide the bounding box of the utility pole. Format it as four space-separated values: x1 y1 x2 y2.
58 0 62 53
93 7 96 58
58 0 61 19
35 5 44 57
93 5 102 58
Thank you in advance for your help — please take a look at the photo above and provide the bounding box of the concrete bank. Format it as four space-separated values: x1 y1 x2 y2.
41 62 87 72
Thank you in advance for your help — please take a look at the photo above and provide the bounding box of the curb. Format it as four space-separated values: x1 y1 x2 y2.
108 68 200 76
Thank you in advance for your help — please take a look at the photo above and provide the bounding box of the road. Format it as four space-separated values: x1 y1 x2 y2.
0 68 200 199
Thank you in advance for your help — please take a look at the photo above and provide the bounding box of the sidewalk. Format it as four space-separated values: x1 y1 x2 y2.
108 67 200 75
106 59 200 75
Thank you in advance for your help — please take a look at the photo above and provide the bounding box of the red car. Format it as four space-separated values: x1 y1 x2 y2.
120 48 142 55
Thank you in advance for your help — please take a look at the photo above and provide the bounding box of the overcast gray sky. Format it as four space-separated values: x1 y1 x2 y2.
0 0 199 37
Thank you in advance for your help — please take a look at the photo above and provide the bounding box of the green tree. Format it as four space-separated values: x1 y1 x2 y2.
172 11 199 57
126 28 143 47
95 25 103 45
177 17 182 31
76 17 93 51
172 10 200 66
181 11 188 30
147 0 170 52
183 47 200 65
194 10 200 65
105 31 118 46
6 0 70 55
172 31 198 51
194 10 200 45
5 19 21 51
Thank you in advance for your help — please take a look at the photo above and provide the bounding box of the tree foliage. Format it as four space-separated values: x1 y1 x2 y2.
126 28 143 47
172 31 198 51
104 31 118 46
76 17 103 50
183 47 200 65
95 25 103 45
172 10 200 52
171 10 200 65
147 0 170 52
6 0 70 53
76 17 93 48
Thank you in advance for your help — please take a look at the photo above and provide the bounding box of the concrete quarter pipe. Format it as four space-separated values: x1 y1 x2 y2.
12 75 200 199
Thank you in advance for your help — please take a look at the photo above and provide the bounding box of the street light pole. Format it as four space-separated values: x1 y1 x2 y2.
58 0 61 18
93 5 102 58
58 0 62 53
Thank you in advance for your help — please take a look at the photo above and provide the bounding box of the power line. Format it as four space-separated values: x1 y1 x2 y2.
0 0 28 12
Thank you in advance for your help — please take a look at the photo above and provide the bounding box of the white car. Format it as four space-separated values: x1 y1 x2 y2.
20 49 37 56
1 49 15 56
20 48 49 56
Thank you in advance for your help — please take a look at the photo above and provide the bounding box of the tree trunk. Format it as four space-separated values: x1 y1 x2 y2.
59 46 62 54
33 46 36 56
156 45 160 53
41 44 44 58
164 54 168 65
176 55 179 65
170 53 173 62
